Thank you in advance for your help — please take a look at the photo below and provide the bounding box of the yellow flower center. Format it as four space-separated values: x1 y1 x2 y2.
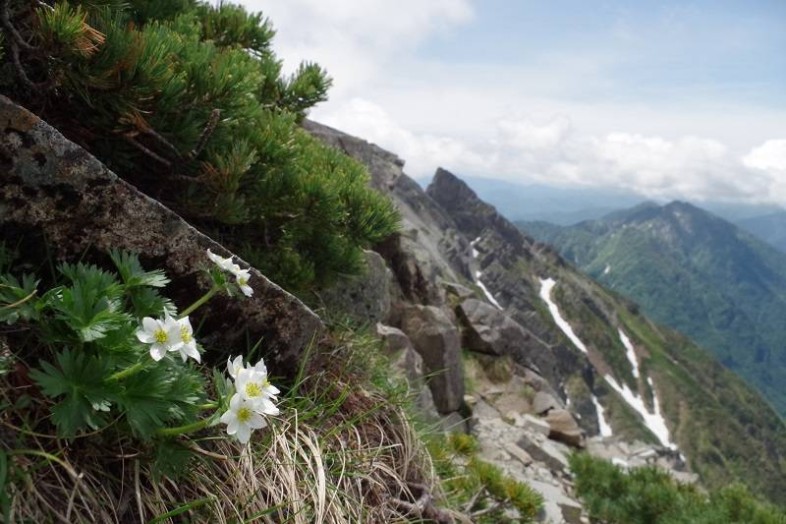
238 276 248 286
245 382 262 397
180 326 192 343
154 328 168 344
237 406 253 423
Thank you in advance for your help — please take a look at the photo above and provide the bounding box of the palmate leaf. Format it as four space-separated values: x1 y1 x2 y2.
49 268 131 342
109 249 170 289
29 349 112 437
118 363 205 439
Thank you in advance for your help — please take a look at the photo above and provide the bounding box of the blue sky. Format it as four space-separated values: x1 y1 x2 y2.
241 0 786 205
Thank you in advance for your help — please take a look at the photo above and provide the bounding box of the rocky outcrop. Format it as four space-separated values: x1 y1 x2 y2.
456 298 562 383
400 305 464 414
319 250 393 325
305 120 473 309
376 323 439 418
0 95 324 375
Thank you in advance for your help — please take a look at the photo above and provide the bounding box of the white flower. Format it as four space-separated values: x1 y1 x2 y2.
174 316 201 363
207 249 253 296
207 249 236 272
220 393 267 444
136 315 182 361
235 367 280 415
232 268 253 297
227 355 245 379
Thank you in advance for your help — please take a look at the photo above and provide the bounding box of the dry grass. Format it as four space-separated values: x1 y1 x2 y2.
0 333 462 523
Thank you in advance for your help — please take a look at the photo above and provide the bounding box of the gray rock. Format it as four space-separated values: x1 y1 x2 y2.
518 434 570 473
545 409 585 449
0 95 323 376
526 478 584 524
534 391 563 415
305 121 474 308
400 305 465 413
457 298 528 356
375 323 440 419
444 282 476 300
441 411 470 434
319 250 392 325
521 414 552 437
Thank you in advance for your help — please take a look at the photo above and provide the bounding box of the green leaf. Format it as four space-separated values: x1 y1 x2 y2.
29 349 112 437
50 275 131 343
110 249 170 289
118 364 204 439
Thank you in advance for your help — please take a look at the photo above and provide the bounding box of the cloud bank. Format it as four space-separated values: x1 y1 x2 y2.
239 0 786 206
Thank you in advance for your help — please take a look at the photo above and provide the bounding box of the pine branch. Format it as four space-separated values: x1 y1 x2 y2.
1 0 53 91
1 0 35 51
124 136 172 168
187 109 221 160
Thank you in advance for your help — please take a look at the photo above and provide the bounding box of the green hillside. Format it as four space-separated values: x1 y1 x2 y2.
521 201 786 415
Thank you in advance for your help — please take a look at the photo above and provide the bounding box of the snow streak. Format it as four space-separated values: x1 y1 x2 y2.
538 277 675 448
471 237 502 309
538 278 587 354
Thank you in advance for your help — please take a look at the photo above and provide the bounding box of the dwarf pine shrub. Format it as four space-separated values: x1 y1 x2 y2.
569 452 786 524
0 0 398 293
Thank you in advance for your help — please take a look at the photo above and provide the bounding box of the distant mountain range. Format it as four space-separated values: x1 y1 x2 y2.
418 175 786 252
737 211 786 253
519 201 786 415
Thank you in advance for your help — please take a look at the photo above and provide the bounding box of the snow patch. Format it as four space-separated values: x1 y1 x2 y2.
475 272 503 310
603 374 675 449
538 278 587 354
592 395 614 437
471 236 481 259
619 329 640 379
470 237 502 309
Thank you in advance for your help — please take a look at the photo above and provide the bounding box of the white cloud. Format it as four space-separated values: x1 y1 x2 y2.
235 0 786 206
744 140 786 171
318 98 785 205
318 98 486 177
240 0 473 94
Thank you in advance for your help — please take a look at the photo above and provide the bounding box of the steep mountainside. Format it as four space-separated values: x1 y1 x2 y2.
738 211 786 253
307 120 786 506
425 174 786 503
521 202 786 416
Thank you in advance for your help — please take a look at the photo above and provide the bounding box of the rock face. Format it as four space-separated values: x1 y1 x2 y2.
0 95 324 375
400 305 464 413
304 120 473 310
319 250 393 325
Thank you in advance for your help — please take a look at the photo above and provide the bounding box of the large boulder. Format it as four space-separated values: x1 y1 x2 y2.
0 95 324 376
457 298 529 356
375 323 439 419
319 250 393 325
400 305 464 413
545 409 585 448
457 298 565 389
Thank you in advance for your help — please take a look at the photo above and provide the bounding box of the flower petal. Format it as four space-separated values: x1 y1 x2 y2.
236 425 251 444
149 345 166 361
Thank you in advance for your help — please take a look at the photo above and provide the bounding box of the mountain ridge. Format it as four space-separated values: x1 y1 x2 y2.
521 200 786 415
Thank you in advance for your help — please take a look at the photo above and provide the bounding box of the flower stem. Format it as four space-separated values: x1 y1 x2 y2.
178 285 219 318
107 361 145 382
157 416 213 437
